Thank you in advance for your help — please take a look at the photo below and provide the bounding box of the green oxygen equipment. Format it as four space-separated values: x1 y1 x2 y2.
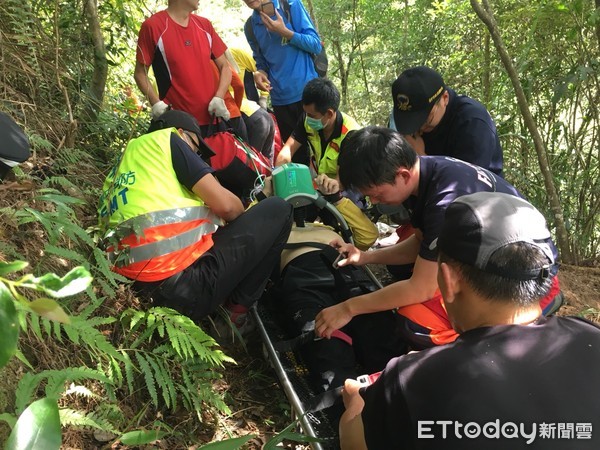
271 163 354 244
272 163 318 207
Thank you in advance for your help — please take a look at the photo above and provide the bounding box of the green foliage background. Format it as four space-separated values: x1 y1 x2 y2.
0 0 599 447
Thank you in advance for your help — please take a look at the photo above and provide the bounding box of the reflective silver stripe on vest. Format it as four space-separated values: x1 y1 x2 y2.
107 221 218 266
115 206 223 232
105 206 222 266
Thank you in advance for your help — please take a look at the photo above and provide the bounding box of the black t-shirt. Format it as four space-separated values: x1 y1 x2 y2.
423 88 503 177
403 156 557 265
360 316 600 449
169 133 214 191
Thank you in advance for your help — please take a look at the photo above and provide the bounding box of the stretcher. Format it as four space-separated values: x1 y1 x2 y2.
251 166 383 449
251 264 383 450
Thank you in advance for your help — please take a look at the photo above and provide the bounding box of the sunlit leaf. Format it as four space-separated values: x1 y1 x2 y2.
262 419 325 449
28 298 71 324
0 283 19 368
0 412 17 429
197 435 255 449
29 267 93 298
120 429 167 446
5 397 61 450
0 261 29 276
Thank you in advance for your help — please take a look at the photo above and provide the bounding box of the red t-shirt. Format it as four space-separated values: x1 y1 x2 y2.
136 11 234 125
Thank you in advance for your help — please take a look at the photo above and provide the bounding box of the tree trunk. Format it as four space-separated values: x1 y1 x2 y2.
470 0 573 263
333 38 348 103
304 0 319 32
596 0 600 50
483 32 491 105
82 0 107 122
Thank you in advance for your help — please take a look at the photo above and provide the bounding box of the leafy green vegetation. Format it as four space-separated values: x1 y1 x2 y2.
0 0 599 447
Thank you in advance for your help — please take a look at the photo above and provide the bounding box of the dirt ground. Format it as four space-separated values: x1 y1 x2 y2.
554 264 600 319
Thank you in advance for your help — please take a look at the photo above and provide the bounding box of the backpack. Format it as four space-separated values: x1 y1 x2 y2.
204 118 272 201
244 0 328 77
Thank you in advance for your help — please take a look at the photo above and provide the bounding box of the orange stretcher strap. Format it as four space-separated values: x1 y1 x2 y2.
396 292 458 346
539 275 561 312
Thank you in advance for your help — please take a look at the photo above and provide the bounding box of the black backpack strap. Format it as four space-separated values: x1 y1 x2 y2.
280 0 292 24
244 16 255 45
273 329 318 353
318 246 376 300
305 385 343 413
283 241 330 251
244 16 272 78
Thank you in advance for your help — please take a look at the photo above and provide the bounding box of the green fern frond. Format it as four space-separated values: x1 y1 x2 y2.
34 192 83 218
164 320 184 357
26 133 53 152
77 289 107 320
122 308 146 333
129 325 157 350
14 349 34 370
116 307 235 415
15 372 40 414
42 176 80 191
19 207 55 238
197 383 230 415
96 403 125 425
165 370 178 412
175 380 192 410
60 408 120 434
45 244 88 264
15 368 113 414
107 356 124 388
96 278 116 298
180 369 203 419
28 313 43 339
45 367 113 401
62 319 81 344
51 216 95 246
84 316 118 328
42 316 53 337
54 147 99 169
92 246 129 289
36 189 86 206
66 317 124 361
134 352 158 407
52 320 63 343
0 240 23 260
145 355 172 410
120 351 135 394
64 383 99 399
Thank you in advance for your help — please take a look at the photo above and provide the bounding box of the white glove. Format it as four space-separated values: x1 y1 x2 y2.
208 96 230 121
258 96 268 110
151 100 170 119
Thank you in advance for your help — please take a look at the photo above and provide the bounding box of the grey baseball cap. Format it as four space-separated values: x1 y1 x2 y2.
432 192 556 280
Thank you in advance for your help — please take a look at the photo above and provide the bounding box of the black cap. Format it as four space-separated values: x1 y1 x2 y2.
148 109 214 158
391 66 445 135
431 192 556 280
0 112 30 163
0 112 30 180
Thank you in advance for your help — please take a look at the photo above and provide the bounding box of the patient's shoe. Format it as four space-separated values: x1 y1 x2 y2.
225 302 254 335
212 301 255 343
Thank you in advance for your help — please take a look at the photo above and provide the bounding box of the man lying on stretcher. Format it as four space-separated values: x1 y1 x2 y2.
259 174 407 419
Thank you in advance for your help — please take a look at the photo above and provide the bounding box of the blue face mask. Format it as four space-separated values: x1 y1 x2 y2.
306 115 326 131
